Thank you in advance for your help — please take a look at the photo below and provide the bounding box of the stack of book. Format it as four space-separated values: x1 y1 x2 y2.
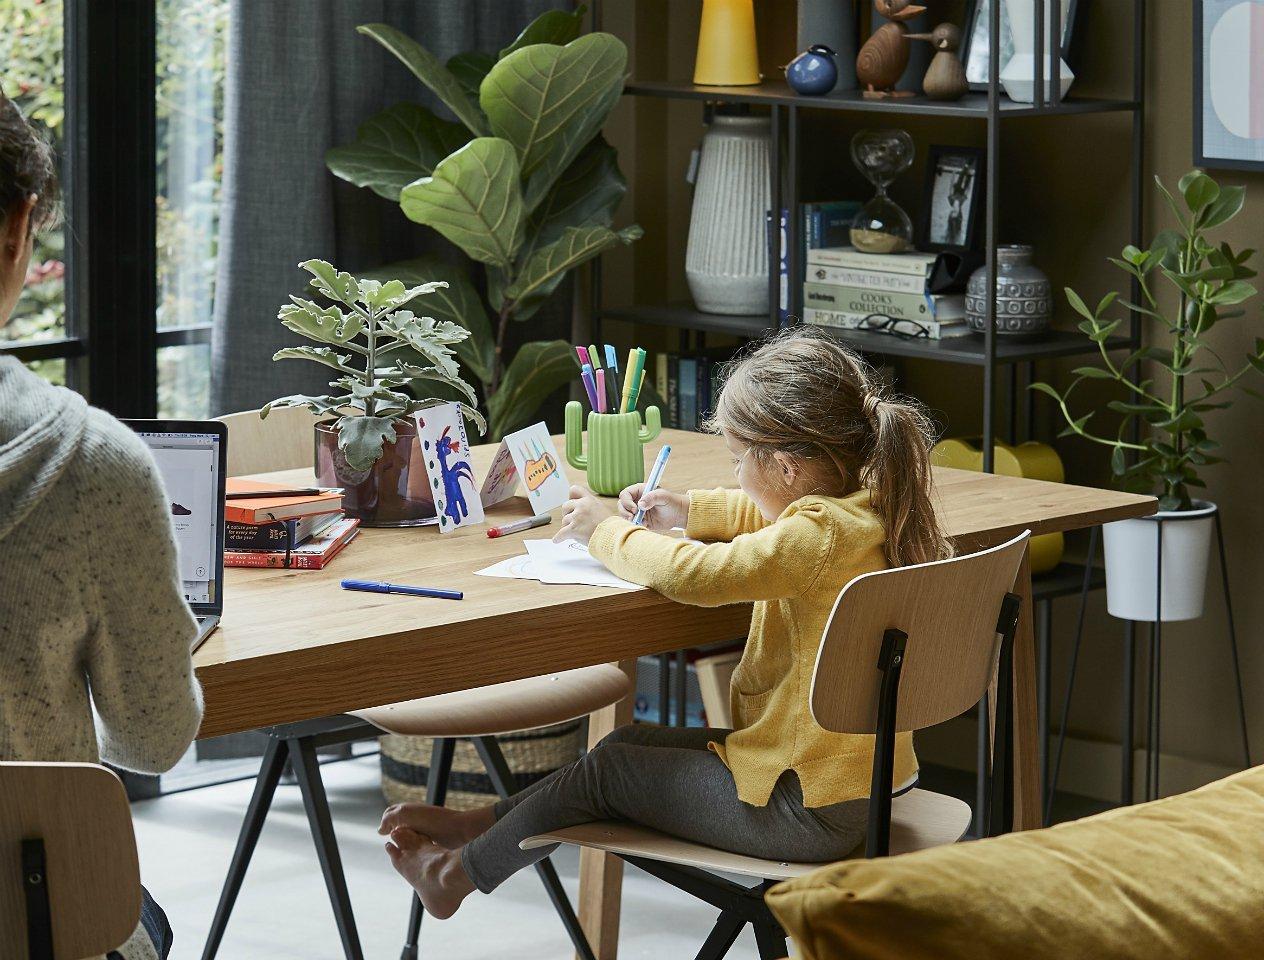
654 349 735 431
802 248 970 339
224 480 358 569
773 200 863 323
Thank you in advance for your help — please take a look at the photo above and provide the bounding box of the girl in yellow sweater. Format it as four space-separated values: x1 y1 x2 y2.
381 328 950 919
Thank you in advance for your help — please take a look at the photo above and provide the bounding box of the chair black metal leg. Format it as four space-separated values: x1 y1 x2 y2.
201 735 288 960
658 652 671 725
400 738 456 960
290 737 365 960
694 911 745 960
675 649 689 727
1046 525 1098 825
753 921 788 960
1214 511 1252 769
471 736 597 960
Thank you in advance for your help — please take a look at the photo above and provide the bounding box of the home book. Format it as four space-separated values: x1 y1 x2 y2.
224 478 343 524
804 308 974 339
224 517 361 569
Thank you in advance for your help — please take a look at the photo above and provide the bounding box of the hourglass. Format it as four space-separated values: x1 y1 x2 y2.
849 129 915 254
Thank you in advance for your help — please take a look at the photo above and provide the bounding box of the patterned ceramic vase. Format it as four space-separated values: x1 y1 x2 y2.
965 244 1052 337
564 403 662 496
685 114 771 315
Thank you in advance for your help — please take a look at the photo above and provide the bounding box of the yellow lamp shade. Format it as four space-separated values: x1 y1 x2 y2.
694 0 761 86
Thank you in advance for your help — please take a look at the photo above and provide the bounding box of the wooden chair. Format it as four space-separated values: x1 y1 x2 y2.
204 408 625 960
523 531 1031 960
1 762 141 960
216 406 322 476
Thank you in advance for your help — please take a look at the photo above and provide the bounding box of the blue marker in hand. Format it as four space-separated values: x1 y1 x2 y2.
633 445 672 526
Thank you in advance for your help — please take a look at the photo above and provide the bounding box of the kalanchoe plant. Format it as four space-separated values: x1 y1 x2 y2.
263 259 485 471
1033 170 1264 512
325 7 641 440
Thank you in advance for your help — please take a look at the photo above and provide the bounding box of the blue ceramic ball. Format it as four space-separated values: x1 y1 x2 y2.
786 44 838 96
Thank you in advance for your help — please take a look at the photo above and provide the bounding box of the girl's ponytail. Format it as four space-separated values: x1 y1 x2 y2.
861 395 952 568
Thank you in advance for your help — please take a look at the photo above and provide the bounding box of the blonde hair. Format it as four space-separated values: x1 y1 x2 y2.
705 327 951 568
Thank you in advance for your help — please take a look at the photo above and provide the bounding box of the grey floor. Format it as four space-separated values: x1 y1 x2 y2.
132 754 767 959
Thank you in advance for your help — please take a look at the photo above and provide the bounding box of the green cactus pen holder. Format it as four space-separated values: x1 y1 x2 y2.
565 401 662 496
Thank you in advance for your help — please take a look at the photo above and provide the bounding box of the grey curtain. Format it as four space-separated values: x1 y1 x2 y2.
211 0 569 415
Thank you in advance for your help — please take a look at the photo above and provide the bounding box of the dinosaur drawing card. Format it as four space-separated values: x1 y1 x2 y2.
478 422 569 516
414 402 484 534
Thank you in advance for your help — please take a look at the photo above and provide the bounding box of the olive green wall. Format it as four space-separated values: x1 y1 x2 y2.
599 1 1264 796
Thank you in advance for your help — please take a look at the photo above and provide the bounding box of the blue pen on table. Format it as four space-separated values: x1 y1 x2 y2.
632 444 672 526
341 579 463 601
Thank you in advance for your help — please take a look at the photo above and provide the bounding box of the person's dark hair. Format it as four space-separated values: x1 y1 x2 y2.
0 91 59 234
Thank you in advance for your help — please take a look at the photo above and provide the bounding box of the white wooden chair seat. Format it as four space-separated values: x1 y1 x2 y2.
520 788 972 882
352 664 632 738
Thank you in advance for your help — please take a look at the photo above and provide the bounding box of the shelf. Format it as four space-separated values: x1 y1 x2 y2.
1032 562 1107 602
600 304 774 339
624 79 1141 120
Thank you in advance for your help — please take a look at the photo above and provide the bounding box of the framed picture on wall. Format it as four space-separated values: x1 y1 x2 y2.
1194 0 1264 171
960 0 1082 92
917 146 985 253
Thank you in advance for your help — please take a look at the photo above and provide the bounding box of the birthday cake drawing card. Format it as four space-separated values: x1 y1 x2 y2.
478 422 569 515
415 402 484 533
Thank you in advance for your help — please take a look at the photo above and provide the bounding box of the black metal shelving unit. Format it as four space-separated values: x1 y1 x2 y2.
589 1 1148 818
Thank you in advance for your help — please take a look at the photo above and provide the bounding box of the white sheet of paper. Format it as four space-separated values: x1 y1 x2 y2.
479 441 519 507
473 554 538 579
504 423 569 515
523 538 642 590
414 402 484 533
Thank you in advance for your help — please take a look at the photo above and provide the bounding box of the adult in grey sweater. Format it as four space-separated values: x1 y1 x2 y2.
1 92 202 960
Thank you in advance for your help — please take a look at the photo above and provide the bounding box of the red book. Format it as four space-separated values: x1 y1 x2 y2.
225 478 343 524
225 518 360 569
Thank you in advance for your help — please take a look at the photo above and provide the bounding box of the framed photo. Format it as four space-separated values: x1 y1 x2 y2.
960 0 1081 92
1194 0 1264 171
917 146 984 253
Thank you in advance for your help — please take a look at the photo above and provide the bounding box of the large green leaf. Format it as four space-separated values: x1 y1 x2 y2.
499 5 587 59
278 298 366 346
486 339 576 439
399 137 524 269
272 345 359 376
505 224 642 320
337 415 400 471
525 135 627 258
447 51 496 101
357 24 490 136
325 103 470 201
480 34 627 212
367 257 494 386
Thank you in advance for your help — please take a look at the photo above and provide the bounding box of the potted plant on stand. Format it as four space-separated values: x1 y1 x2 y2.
264 258 485 526
1033 170 1264 622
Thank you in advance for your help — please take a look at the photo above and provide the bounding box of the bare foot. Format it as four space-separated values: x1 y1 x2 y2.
378 802 495 849
385 827 475 920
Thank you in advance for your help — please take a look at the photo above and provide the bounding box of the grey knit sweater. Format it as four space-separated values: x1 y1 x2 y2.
0 356 203 959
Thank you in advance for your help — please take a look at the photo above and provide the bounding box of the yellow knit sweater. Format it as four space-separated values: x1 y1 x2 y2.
589 487 918 808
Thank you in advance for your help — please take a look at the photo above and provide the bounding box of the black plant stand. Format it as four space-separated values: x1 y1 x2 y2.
1047 507 1251 812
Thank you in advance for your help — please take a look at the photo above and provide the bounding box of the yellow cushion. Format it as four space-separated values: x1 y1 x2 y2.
766 766 1264 960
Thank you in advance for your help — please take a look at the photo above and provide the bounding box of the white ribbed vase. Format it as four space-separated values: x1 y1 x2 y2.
686 115 771 315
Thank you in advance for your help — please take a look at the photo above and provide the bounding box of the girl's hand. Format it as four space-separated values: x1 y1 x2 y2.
554 486 617 545
617 483 689 532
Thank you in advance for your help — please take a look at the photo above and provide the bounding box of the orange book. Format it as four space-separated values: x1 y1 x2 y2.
224 518 360 569
225 479 343 524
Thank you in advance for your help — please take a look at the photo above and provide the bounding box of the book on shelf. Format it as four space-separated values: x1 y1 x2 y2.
656 348 736 431
224 511 343 551
805 262 928 295
806 247 940 276
224 478 343 524
224 517 361 569
804 308 975 339
803 282 965 322
770 202 865 323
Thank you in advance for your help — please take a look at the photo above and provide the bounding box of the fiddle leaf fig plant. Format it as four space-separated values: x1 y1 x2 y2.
264 259 485 472
1032 171 1264 512
325 7 641 440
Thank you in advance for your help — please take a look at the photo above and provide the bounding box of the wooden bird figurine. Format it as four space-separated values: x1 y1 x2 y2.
909 23 968 101
856 0 926 99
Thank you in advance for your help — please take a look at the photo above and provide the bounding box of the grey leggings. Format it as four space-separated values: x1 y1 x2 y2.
460 723 868 893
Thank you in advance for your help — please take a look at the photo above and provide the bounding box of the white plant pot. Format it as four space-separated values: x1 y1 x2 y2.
1103 500 1217 622
1000 0 1075 102
685 115 771 315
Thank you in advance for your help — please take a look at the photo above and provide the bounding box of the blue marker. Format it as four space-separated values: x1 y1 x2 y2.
341 579 463 601
604 344 618 373
633 445 672 526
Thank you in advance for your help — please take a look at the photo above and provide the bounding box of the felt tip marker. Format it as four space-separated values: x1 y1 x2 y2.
486 515 552 538
633 444 672 526
341 579 463 600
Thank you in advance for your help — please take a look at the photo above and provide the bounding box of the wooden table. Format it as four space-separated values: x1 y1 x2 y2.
195 428 1153 959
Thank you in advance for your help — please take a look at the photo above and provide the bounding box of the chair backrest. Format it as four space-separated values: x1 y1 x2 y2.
216 406 321 476
810 531 1030 735
0 763 141 960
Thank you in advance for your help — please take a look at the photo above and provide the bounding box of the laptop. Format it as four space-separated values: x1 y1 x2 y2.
123 420 228 651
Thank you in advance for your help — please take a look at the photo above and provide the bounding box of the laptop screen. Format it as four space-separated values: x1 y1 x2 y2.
125 421 227 614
